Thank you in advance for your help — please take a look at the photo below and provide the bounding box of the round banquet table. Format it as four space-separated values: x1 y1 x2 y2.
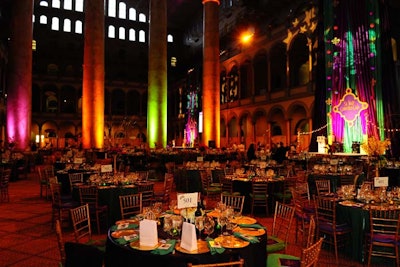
104 224 267 267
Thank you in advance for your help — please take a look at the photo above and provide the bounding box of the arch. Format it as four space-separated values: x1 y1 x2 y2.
32 84 41 112
220 70 228 104
127 90 140 115
227 66 239 102
43 84 58 112
129 8 136 21
288 33 309 87
240 59 252 99
270 42 287 91
60 85 77 113
111 89 126 115
138 13 146 23
118 2 126 19
253 51 268 95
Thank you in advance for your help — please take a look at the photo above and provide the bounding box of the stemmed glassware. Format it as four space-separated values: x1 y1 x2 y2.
195 216 205 240
217 211 229 236
203 216 215 238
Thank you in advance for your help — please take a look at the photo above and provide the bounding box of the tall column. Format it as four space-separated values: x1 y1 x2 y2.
202 0 220 148
6 0 33 150
147 0 167 148
82 0 105 149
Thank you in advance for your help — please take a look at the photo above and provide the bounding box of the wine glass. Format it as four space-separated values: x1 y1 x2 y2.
203 216 215 238
218 211 229 236
195 216 205 240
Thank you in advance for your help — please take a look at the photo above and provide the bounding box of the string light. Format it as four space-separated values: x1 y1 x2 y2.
298 123 328 135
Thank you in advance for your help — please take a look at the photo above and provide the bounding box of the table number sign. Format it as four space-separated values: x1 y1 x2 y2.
177 192 198 209
101 164 113 173
374 176 388 187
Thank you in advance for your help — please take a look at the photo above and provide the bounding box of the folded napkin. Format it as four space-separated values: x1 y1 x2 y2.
151 239 176 255
205 237 225 255
233 232 260 243
110 223 138 231
238 223 266 229
115 234 139 245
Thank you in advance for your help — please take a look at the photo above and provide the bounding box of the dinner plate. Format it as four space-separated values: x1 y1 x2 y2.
175 240 210 254
111 229 137 238
233 226 265 236
130 240 162 251
115 218 140 225
206 210 220 218
231 216 257 225
214 235 249 249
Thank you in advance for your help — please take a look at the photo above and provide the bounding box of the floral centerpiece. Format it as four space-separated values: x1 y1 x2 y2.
361 137 391 177
360 137 390 157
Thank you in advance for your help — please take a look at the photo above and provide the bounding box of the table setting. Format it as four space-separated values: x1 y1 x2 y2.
105 194 267 267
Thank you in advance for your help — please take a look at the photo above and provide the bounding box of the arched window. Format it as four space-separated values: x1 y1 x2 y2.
75 0 84 12
118 2 126 19
138 13 146 22
39 1 48 7
108 0 116 17
52 0 60 8
129 29 135 41
51 17 59 31
167 34 173 43
64 0 72 10
108 25 115 38
40 15 47 24
75 20 82 34
119 27 125 40
63 19 71 32
129 8 136 21
139 30 145 42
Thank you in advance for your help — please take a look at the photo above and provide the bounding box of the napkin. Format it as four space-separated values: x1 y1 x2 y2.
151 239 177 255
238 223 266 229
115 234 139 245
233 232 260 243
180 222 198 251
110 223 138 231
205 237 225 255
140 219 158 248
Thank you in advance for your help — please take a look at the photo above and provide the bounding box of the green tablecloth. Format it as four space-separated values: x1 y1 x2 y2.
336 203 369 263
73 185 138 224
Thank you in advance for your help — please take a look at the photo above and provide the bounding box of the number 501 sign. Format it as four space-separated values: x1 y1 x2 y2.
177 192 198 209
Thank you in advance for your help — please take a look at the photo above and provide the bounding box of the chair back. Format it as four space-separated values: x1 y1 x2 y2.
306 215 316 248
187 258 244 267
368 207 400 264
55 219 66 266
50 182 63 206
315 179 331 196
69 173 84 192
119 193 142 219
300 237 324 267
314 196 336 228
221 194 245 214
70 204 92 243
0 168 11 187
220 176 233 195
137 170 149 182
294 181 311 204
78 185 98 207
137 182 154 207
250 181 269 215
271 201 295 243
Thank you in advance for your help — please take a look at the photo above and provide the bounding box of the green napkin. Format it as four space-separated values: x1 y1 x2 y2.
114 234 139 245
238 223 266 229
151 239 177 255
233 232 259 243
206 237 225 255
110 223 139 231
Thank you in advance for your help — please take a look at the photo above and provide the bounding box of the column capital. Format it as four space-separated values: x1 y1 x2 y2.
202 0 220 5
